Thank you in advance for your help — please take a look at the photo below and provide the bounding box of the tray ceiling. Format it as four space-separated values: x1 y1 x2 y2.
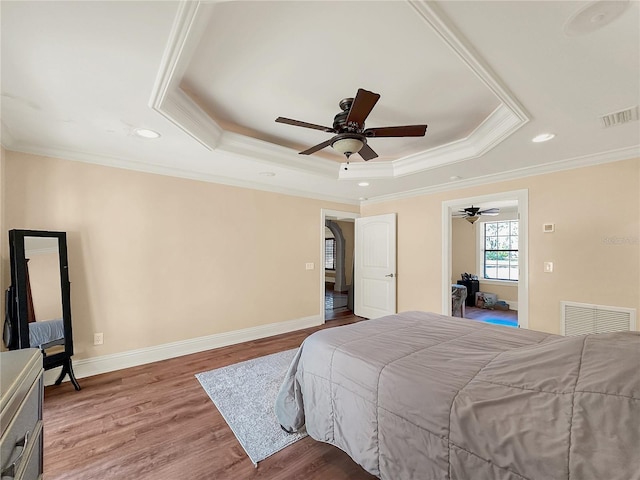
1 1 638 204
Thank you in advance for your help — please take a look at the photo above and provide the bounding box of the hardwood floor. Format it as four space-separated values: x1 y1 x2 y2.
325 285 353 321
43 315 377 480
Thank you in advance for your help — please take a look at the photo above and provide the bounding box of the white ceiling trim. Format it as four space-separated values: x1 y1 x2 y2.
3 141 636 210
218 131 338 178
155 87 221 151
3 142 360 206
340 103 521 179
150 0 530 181
408 0 529 122
362 145 640 205
149 1 222 150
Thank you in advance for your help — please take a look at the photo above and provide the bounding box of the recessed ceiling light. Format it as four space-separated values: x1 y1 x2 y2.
259 171 276 177
133 128 161 139
449 175 462 181
532 133 555 143
358 182 370 187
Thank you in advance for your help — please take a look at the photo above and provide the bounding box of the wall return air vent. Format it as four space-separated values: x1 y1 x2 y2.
600 106 639 128
561 301 636 336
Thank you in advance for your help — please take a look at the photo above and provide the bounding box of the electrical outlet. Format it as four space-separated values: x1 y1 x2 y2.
94 332 104 345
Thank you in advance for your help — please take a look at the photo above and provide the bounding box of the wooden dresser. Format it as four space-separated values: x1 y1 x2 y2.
1 349 44 480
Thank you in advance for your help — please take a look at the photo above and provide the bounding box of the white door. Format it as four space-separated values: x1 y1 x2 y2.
354 213 397 319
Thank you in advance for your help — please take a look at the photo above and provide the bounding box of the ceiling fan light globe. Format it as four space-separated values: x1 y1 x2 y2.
465 216 480 224
332 137 364 157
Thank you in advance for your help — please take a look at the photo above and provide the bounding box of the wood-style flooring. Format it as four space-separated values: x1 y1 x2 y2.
324 285 353 321
43 315 377 480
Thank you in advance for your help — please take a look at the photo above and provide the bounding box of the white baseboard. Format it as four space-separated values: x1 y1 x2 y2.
505 300 518 311
44 314 322 386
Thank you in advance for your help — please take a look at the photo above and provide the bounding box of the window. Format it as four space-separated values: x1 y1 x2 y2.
325 238 336 270
482 220 518 281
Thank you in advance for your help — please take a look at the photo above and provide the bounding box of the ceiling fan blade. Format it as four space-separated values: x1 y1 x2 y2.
345 88 380 127
480 211 500 216
479 208 500 215
358 143 378 161
299 138 334 155
364 125 428 138
276 117 334 133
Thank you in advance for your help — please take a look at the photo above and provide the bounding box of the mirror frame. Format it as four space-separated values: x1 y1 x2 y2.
8 229 79 389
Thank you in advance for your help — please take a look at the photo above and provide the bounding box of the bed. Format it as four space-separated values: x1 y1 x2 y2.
275 311 640 480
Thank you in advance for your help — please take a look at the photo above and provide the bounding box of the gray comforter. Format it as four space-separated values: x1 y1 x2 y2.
275 311 640 480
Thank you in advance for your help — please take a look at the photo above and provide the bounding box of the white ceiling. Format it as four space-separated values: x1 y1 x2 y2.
2 1 639 205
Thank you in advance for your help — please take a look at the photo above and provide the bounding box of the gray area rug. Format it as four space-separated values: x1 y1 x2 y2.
195 349 307 465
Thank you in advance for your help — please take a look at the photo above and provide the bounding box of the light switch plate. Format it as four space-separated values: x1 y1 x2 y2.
305 263 314 270
544 262 554 273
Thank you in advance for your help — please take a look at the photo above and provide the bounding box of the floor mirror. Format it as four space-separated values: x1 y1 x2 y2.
4 229 81 390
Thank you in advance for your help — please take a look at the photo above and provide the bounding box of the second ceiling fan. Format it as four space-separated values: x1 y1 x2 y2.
454 206 500 224
276 88 428 166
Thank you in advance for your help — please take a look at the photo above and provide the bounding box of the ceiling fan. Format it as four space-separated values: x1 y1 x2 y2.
454 206 500 224
275 88 428 168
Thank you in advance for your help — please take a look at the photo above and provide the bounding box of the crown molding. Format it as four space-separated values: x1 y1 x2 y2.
159 88 222 150
339 104 523 179
149 1 222 150
408 1 529 122
362 145 640 205
219 131 339 178
148 1 201 102
5 141 636 210
152 0 529 181
5 143 359 206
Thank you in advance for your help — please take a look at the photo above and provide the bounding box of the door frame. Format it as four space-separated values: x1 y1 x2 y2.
441 189 529 328
321 209 360 323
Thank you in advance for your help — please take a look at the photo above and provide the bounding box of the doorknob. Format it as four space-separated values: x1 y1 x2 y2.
385 273 395 278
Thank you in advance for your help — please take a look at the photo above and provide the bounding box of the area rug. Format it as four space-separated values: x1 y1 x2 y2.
195 349 307 465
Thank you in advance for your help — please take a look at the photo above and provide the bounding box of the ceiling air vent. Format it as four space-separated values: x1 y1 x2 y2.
600 106 639 128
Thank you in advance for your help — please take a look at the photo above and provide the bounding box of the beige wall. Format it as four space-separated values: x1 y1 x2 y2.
2 151 357 359
451 218 475 284
3 150 638 358
363 158 640 334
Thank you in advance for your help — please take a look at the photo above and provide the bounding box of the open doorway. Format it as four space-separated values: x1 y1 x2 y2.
321 210 359 322
442 190 529 329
